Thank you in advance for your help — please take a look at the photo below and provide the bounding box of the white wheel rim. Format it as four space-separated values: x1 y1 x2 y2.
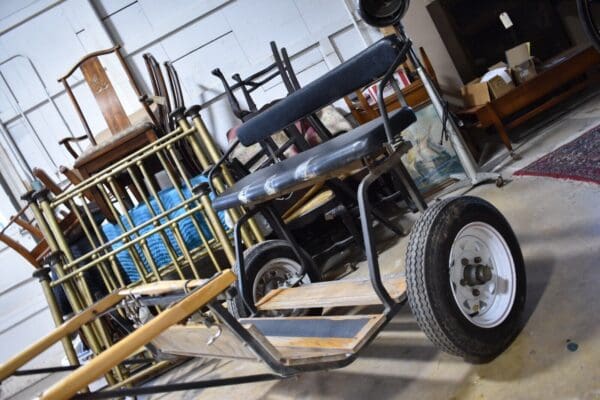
449 222 516 328
253 257 311 316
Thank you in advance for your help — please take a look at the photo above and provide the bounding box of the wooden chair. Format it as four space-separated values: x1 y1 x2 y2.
57 45 164 208
164 61 185 111
0 168 92 270
57 45 160 158
143 53 205 176
143 53 171 133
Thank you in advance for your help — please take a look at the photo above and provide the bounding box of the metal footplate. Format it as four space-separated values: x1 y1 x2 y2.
153 314 385 367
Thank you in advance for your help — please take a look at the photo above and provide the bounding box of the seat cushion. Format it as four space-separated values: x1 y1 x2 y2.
236 35 407 146
212 108 416 211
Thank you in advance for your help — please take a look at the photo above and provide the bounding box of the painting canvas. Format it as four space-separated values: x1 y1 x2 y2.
401 104 463 192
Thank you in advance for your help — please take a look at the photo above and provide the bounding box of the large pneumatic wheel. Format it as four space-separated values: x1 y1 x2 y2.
406 196 526 362
228 240 321 318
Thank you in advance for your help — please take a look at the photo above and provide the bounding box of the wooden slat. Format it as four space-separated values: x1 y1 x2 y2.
0 233 41 268
256 275 406 310
152 323 261 360
119 279 208 296
284 189 334 223
80 57 131 135
245 314 385 352
39 270 236 400
0 292 124 382
278 346 349 366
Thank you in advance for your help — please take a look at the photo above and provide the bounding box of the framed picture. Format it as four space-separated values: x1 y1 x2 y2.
401 104 463 193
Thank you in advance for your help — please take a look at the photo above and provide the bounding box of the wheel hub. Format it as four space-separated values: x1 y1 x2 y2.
449 222 517 328
252 257 311 317
461 263 493 287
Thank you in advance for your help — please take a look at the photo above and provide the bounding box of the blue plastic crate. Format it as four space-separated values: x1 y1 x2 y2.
101 175 227 282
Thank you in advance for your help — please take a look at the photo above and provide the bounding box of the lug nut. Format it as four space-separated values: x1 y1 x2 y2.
461 258 469 266
472 288 480 296
474 256 482 263
460 279 466 286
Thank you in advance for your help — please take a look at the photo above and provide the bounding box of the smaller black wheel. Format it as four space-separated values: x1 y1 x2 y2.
406 196 526 362
227 240 321 318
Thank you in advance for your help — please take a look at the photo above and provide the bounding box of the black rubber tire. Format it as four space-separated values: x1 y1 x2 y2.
227 240 321 318
405 196 526 362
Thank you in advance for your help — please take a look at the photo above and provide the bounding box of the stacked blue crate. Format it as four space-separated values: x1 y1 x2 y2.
101 175 227 282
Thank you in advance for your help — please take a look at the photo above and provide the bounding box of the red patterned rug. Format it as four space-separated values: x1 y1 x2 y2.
515 124 600 184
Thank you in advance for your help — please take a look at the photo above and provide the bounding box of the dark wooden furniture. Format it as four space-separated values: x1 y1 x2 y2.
458 46 600 155
57 45 163 206
57 45 159 154
72 110 158 177
427 0 573 82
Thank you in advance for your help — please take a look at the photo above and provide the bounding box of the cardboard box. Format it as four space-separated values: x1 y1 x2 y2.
505 43 531 67
487 75 514 98
512 59 537 84
481 67 515 98
461 79 490 107
505 42 537 84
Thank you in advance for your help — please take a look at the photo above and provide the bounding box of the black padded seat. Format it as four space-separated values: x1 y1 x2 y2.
236 35 408 147
212 108 416 211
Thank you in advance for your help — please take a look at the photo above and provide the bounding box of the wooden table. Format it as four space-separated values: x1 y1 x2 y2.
458 46 600 156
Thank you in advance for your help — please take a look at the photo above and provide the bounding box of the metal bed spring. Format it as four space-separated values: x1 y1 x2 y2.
25 112 263 385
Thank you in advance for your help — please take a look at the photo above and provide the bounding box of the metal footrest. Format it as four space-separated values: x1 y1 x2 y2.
255 274 406 311
153 314 385 367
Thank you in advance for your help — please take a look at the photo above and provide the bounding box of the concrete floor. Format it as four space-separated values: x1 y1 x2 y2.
8 93 600 400
143 92 600 400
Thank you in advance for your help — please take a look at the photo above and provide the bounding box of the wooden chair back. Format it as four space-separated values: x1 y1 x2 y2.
143 53 171 133
0 168 80 269
58 45 155 146
164 61 185 111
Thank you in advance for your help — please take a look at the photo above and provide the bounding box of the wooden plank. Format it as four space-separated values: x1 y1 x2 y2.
119 279 209 297
39 270 236 400
0 292 124 382
152 323 259 360
252 314 385 352
268 336 355 350
284 189 334 223
256 275 406 310
278 346 349 366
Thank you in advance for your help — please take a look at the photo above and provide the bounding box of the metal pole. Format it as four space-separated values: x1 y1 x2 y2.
33 266 81 368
